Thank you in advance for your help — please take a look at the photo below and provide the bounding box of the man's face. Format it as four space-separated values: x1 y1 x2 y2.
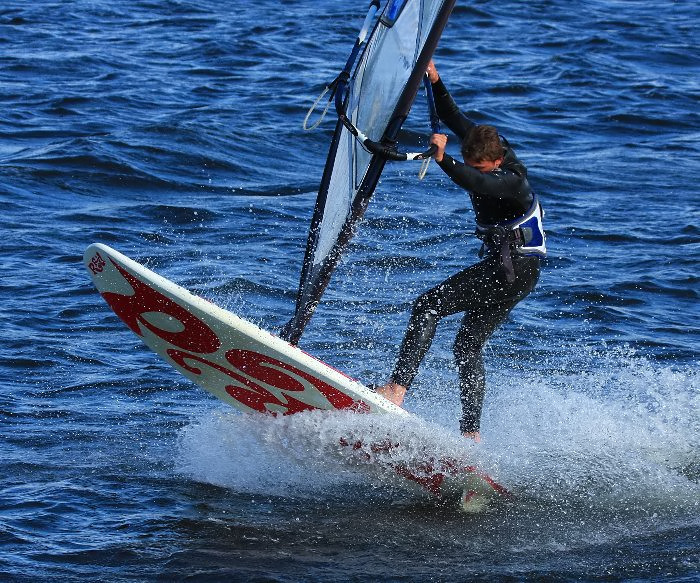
466 158 502 173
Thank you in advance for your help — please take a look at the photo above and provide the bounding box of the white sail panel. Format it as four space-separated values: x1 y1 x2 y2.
282 0 455 344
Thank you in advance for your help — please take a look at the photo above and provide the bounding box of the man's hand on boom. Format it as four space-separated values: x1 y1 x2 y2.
426 58 440 83
430 133 448 163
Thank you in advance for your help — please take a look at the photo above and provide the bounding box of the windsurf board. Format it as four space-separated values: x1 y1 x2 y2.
83 243 510 511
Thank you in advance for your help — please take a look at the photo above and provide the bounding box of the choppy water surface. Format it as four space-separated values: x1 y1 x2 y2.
1 1 698 581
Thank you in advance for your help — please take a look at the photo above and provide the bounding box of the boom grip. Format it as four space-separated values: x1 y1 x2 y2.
363 140 438 161
419 143 439 160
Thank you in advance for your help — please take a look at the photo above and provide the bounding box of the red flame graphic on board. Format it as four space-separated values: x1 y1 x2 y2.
168 348 370 415
96 254 370 416
101 258 221 354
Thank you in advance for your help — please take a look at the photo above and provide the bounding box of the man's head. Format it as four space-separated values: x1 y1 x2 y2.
461 125 504 172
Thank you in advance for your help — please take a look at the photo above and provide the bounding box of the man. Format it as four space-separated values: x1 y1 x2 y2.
375 60 546 441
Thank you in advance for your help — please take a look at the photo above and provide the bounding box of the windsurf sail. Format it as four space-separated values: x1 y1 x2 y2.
281 0 455 344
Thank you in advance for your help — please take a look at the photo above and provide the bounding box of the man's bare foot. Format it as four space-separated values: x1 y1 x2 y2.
462 431 481 442
374 383 407 407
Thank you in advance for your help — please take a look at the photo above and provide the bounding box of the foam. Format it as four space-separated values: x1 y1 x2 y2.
176 347 698 517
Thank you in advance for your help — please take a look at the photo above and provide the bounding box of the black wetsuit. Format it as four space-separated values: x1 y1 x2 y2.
389 78 541 434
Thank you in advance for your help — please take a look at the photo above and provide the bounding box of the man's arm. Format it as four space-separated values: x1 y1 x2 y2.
427 60 474 141
438 154 528 200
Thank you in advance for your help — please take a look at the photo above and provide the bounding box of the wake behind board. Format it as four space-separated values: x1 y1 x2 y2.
84 243 510 511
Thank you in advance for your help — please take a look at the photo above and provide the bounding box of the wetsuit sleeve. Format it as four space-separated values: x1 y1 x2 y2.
432 78 475 141
437 154 527 199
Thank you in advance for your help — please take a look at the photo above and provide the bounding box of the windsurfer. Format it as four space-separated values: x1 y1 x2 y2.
375 60 546 441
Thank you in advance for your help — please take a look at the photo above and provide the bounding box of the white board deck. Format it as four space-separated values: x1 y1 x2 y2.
84 243 406 417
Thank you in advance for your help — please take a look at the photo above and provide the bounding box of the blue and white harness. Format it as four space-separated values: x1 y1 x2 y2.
475 195 546 281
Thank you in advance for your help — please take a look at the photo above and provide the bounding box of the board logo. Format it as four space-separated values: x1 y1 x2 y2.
87 251 106 275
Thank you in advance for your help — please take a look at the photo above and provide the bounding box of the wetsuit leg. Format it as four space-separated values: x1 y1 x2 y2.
389 289 445 388
454 302 516 433
390 254 540 428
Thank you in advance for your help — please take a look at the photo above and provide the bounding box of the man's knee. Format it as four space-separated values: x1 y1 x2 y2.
453 330 482 365
410 292 441 327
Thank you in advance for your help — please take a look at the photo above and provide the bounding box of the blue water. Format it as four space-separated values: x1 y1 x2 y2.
2 1 698 581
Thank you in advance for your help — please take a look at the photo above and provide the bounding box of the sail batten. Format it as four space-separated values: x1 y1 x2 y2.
282 0 455 344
